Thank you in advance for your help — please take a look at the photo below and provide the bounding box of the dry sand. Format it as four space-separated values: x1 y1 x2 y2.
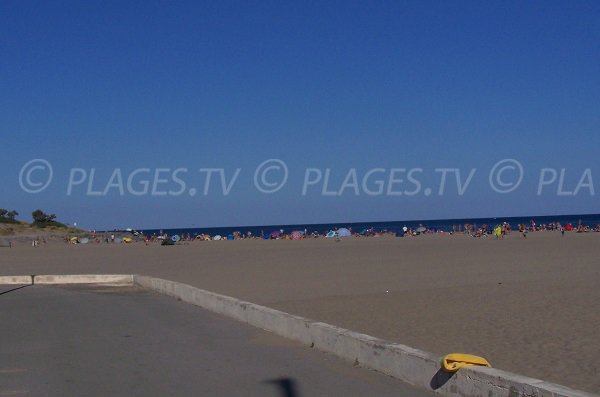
1 232 599 393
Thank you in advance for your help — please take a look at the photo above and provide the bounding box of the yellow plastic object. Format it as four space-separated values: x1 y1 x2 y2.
122 237 133 243
441 353 491 373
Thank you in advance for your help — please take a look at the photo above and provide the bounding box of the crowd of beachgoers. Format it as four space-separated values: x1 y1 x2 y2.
54 219 600 245
455 220 600 238
4 219 598 247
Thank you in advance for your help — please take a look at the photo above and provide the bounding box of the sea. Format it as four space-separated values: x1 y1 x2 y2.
138 213 600 238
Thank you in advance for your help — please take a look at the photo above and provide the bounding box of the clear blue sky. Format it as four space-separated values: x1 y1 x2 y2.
2 1 599 229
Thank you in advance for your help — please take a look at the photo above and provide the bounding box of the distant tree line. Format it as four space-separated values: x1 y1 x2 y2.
0 209 19 223
31 209 66 228
0 208 67 228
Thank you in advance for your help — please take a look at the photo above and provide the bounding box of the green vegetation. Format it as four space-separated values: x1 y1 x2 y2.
31 209 67 228
0 208 76 236
0 209 19 224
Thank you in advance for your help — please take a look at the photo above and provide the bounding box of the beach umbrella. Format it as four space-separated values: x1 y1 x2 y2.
326 230 337 238
291 230 303 240
123 237 133 243
79 237 89 244
70 237 79 243
270 231 281 239
416 226 427 233
213 235 222 241
337 228 351 237
227 234 234 240
171 234 181 242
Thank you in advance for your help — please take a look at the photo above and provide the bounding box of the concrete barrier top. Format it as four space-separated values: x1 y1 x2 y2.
0 274 133 285
0 275 33 284
34 274 134 284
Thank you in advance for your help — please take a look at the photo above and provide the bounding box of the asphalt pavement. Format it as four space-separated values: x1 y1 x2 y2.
0 284 436 396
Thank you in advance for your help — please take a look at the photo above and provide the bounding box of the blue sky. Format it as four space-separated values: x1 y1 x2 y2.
2 1 599 229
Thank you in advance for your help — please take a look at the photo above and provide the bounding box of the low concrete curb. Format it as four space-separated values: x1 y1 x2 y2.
0 275 33 284
1 274 595 397
133 275 596 397
34 274 133 285
0 274 133 285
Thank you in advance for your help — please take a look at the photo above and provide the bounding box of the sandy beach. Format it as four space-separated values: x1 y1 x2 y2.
1 232 599 393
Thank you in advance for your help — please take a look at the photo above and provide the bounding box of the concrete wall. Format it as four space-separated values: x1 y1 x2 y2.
134 275 596 397
0 275 33 284
0 274 132 285
34 274 133 284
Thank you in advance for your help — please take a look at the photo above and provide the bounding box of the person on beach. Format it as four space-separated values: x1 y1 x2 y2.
494 225 502 239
